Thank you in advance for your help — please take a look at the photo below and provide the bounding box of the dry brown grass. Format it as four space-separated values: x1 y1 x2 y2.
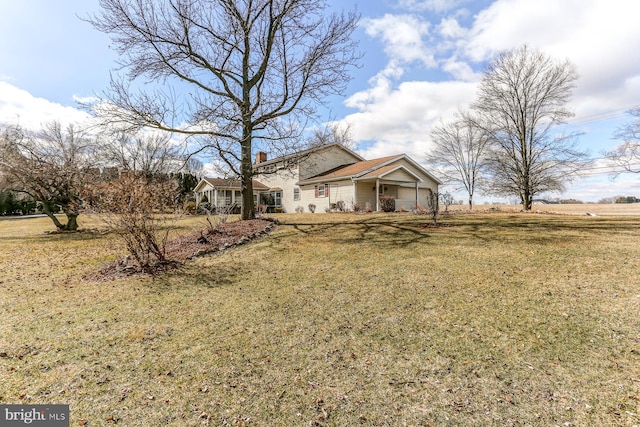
1 212 639 425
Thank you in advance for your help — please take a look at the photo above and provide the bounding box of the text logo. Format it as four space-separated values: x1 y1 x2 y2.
0 405 69 426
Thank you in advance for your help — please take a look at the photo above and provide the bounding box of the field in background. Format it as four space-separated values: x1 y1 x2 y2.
1 212 639 425
448 203 640 216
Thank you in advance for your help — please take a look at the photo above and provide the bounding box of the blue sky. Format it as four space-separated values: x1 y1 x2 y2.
1 0 639 203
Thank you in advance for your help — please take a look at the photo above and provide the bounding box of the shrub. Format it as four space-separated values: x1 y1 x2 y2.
336 200 345 212
308 203 316 213
379 195 395 212
87 172 179 272
295 206 304 213
364 202 372 213
197 202 212 214
183 200 196 214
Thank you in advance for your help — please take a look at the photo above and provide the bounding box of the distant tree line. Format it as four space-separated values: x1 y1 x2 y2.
615 196 640 204
0 190 36 215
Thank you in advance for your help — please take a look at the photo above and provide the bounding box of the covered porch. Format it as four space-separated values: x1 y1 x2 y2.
353 179 428 212
193 178 270 212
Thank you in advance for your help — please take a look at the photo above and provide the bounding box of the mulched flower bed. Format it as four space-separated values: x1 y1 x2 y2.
165 218 276 260
93 218 277 279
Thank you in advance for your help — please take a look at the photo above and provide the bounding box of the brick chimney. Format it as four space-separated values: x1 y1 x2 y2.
255 151 267 164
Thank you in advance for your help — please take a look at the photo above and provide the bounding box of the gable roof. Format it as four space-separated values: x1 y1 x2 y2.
253 143 365 168
298 154 442 185
357 163 422 181
194 177 270 192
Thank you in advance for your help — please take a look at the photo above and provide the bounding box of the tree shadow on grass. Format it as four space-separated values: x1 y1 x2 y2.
283 213 640 249
287 218 434 248
148 262 242 291
0 229 112 244
437 214 640 248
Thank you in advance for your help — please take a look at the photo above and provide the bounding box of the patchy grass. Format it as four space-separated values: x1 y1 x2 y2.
1 212 640 426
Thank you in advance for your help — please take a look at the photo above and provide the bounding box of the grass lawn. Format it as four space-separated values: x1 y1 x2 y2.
1 212 639 426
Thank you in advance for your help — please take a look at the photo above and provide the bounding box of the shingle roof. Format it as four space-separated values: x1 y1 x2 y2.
298 155 402 184
357 163 408 179
201 177 269 191
253 143 365 167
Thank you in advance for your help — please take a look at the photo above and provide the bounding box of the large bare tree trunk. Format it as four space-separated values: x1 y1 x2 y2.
240 138 255 220
64 213 79 231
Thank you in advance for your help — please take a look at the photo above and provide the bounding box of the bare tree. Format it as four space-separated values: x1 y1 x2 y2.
87 0 360 220
308 123 355 150
101 130 187 177
0 122 97 231
473 45 588 210
427 111 490 210
605 107 640 175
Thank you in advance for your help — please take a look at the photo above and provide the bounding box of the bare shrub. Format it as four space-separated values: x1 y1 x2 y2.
295 206 304 213
379 195 395 212
424 191 440 226
256 204 267 216
441 192 455 213
89 172 180 273
308 204 316 213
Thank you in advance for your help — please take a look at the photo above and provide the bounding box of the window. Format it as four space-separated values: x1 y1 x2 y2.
315 184 329 198
222 190 232 205
293 187 300 201
285 159 298 169
273 191 282 206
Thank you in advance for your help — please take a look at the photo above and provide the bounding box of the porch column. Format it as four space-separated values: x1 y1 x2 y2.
375 179 380 212
353 180 357 210
214 189 218 207
415 182 419 210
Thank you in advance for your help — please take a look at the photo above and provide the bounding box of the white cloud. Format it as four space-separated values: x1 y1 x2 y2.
461 0 640 119
342 79 477 161
397 0 468 13
362 14 436 70
441 59 479 82
437 17 467 39
0 82 91 129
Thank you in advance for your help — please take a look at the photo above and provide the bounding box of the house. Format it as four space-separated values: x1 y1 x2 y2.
194 144 441 213
193 178 270 212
